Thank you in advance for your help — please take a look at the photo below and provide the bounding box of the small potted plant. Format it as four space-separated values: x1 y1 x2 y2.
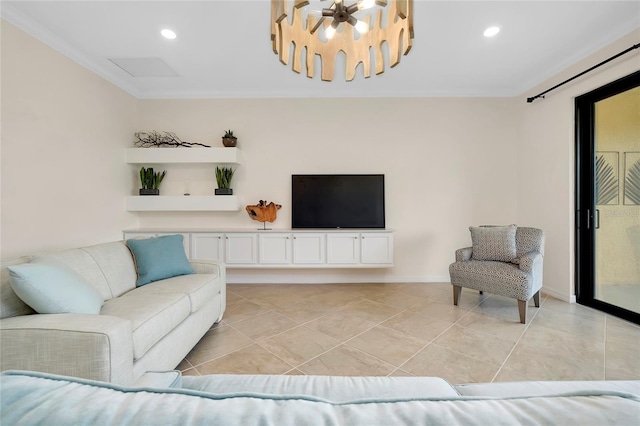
139 167 166 196
215 166 235 195
222 129 237 147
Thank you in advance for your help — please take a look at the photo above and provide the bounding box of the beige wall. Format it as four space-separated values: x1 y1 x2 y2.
137 98 520 283
2 18 637 300
0 20 139 259
517 29 640 301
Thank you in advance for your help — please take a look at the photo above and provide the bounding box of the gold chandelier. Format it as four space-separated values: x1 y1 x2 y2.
270 0 414 81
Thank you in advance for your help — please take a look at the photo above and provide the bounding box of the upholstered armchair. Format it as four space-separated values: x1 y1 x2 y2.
448 226 545 324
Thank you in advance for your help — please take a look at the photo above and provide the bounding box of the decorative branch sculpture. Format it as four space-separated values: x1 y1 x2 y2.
134 131 211 148
246 200 282 229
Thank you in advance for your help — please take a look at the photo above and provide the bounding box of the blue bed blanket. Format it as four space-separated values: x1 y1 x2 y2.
1 371 639 425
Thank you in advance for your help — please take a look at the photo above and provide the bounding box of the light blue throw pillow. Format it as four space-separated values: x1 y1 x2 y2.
8 259 104 314
126 234 194 287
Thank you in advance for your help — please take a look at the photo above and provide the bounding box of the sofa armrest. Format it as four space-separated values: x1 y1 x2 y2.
455 247 473 262
189 260 226 322
189 259 224 275
0 314 133 385
518 251 543 274
190 260 226 290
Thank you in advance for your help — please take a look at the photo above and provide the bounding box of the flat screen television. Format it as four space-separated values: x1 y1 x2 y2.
292 174 385 229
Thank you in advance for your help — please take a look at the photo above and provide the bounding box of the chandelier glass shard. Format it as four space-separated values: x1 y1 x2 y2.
270 0 414 81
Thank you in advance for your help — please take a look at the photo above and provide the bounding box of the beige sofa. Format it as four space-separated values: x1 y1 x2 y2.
0 240 225 386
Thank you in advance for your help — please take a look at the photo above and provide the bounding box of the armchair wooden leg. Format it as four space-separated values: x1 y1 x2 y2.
453 285 462 306
533 291 540 308
518 300 527 324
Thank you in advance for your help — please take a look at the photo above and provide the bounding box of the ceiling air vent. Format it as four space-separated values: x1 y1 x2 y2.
108 57 179 77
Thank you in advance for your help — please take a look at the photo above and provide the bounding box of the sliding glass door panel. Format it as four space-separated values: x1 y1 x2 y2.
576 71 640 325
594 87 640 315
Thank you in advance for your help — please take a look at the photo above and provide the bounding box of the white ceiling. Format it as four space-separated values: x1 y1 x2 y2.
2 1 639 99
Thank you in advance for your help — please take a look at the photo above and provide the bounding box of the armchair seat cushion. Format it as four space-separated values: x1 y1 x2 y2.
449 260 532 301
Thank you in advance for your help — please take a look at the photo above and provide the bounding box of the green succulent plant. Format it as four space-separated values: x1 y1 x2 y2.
223 129 236 139
215 166 235 189
139 167 166 190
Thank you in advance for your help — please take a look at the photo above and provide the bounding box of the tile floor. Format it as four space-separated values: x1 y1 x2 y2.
177 283 640 384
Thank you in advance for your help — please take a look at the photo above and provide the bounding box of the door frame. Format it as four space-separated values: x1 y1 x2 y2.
575 70 640 325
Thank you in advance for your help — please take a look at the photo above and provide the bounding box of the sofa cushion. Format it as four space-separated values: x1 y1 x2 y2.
182 375 460 401
126 235 194 287
3 371 640 426
34 249 114 301
134 371 182 389
81 242 138 298
131 273 220 313
101 292 190 360
469 225 517 262
455 380 640 397
8 259 104 314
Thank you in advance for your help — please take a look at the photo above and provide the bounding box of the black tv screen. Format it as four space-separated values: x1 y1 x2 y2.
292 174 385 229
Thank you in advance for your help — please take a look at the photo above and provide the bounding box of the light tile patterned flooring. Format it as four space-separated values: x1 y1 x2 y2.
177 283 640 384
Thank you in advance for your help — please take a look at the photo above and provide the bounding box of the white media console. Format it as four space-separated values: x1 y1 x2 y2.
123 229 394 268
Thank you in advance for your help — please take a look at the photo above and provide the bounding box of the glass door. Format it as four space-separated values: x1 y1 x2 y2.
576 71 640 325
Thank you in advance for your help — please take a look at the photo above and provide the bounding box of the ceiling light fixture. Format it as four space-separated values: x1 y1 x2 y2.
271 0 414 81
483 26 500 37
160 29 177 40
312 0 374 39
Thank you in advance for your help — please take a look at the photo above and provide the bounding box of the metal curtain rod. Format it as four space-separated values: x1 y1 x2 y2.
526 43 640 103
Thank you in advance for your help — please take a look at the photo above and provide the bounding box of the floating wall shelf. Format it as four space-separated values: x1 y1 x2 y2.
126 196 240 212
126 147 243 165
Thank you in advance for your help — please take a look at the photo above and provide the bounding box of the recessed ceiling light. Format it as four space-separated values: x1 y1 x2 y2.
161 29 177 40
483 26 500 37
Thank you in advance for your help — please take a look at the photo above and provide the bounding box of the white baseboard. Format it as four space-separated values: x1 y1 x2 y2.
226 273 577 304
226 271 451 284
542 287 576 303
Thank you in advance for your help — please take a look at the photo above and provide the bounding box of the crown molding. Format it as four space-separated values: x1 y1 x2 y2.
1 3 142 98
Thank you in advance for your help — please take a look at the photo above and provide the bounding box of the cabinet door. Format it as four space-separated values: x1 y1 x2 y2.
292 233 326 264
327 233 360 264
259 233 292 264
361 233 394 265
225 233 258 264
191 233 224 262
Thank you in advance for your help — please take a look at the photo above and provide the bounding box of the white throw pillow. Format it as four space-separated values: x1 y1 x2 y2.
8 258 104 314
